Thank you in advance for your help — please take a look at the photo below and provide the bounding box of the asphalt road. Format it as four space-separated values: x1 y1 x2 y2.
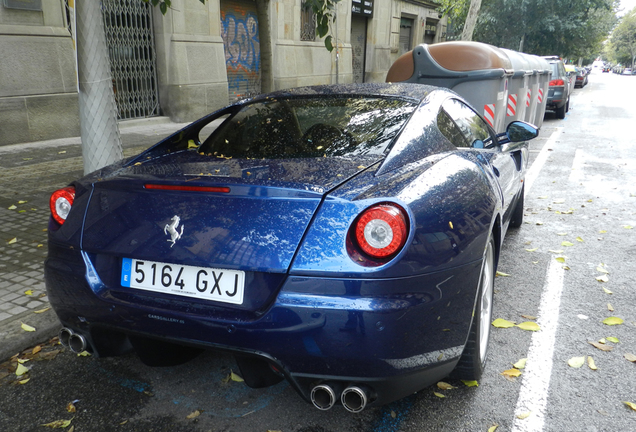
1 70 635 432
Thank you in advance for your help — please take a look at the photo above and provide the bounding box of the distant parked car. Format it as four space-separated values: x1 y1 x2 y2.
575 68 588 87
602 66 610 73
622 68 633 75
542 56 572 119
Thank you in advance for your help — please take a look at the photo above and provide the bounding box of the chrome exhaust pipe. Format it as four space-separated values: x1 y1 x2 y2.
59 327 73 348
310 383 339 410
69 333 88 353
341 385 368 413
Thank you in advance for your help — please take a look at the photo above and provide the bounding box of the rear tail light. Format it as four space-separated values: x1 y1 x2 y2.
549 79 565 86
50 186 75 225
348 203 408 263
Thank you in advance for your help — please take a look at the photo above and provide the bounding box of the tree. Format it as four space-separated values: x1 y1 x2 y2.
609 9 636 69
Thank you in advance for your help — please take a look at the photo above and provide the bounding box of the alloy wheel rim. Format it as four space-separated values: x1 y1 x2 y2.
478 241 494 363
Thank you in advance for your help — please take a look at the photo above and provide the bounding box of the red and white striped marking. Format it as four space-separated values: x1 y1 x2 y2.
537 88 544 104
507 94 517 117
526 90 531 107
483 104 495 127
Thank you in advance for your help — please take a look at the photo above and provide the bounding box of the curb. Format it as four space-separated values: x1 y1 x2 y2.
0 309 61 362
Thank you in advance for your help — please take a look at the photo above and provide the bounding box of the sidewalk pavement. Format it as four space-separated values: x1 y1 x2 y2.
0 117 189 362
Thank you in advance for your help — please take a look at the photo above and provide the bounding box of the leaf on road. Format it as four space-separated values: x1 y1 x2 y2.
34 307 51 314
8 205 17 210
556 232 568 236
492 318 515 328
589 341 613 352
449 221 454 229
596 275 609 283
461 380 479 387
231 371 244 382
536 222 544 225
18 200 27 204
513 358 528 369
516 411 532 420
525 248 538 252
21 322 36 332
15 363 29 376
576 236 584 242
537 196 548 199
40 419 72 428
608 303 614 312
623 225 633 230
433 392 445 398
24 290 34 296
623 402 636 411
568 356 586 368
561 241 574 247
549 249 564 254
587 356 598 370
186 410 201 419
496 271 510 277
436 381 455 390
606 337 619 343
624 353 636 363
553 199 565 204
66 402 76 413
521 315 537 320
517 321 541 331
488 425 499 432
603 287 613 294
596 266 609 274
19 378 30 385
599 230 607 233
501 368 522 379
77 351 91 357
603 317 624 326
32 345 42 355
7 237 17 244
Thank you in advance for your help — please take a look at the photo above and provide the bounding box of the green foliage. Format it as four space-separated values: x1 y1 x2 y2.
608 9 636 67
143 0 206 15
304 0 341 52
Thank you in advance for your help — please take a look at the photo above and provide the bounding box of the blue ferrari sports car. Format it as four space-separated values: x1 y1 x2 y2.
45 83 537 412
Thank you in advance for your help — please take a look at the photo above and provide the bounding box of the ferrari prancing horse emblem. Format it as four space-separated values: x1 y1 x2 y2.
164 215 184 247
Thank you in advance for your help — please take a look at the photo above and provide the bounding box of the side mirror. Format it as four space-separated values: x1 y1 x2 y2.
506 121 538 143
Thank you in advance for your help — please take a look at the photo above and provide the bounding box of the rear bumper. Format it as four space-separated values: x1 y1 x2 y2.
45 242 482 406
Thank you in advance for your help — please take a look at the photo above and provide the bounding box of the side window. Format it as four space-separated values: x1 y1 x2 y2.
437 109 469 147
439 99 494 148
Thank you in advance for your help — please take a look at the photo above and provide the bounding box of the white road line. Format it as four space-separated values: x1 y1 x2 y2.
511 241 565 431
524 128 563 195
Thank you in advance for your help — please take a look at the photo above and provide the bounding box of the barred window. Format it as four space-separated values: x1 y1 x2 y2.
301 0 316 41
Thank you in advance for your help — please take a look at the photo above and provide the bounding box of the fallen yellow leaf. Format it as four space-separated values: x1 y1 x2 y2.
40 419 72 428
8 205 17 210
21 322 36 332
596 266 609 274
603 317 623 326
555 257 566 263
15 363 29 376
231 371 244 382
513 358 527 369
568 356 586 368
608 303 614 312
7 237 17 244
587 356 598 370
24 290 34 296
34 307 51 314
436 381 455 390
449 221 454 229
492 318 515 328
561 241 574 247
589 341 613 352
549 249 564 254
596 275 609 283
576 237 584 242
488 426 499 432
516 411 532 419
602 287 613 294
77 351 91 357
433 392 446 398
66 402 76 413
32 345 42 355
624 353 636 362
606 337 619 343
18 378 30 385
525 248 538 252
496 271 510 277
186 410 201 419
461 380 479 387
556 232 568 236
623 402 636 411
517 321 541 331
501 368 522 378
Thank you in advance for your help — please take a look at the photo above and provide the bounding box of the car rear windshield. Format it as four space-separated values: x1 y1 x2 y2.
199 96 417 159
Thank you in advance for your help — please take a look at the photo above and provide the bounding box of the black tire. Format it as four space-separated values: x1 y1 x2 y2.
556 102 566 119
450 236 495 380
510 185 524 228
566 97 570 112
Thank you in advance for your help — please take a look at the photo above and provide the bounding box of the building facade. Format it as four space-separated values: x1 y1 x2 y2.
0 0 446 146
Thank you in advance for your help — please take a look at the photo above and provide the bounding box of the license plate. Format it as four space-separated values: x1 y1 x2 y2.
121 258 245 305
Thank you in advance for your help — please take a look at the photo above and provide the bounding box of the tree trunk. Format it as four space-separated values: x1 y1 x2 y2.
255 0 273 93
461 0 483 41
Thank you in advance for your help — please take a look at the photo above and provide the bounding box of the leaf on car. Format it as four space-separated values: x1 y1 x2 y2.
517 321 541 331
587 356 598 370
15 363 29 376
40 419 72 428
492 318 515 328
231 371 244 382
461 380 479 387
501 368 522 379
606 337 619 343
21 322 36 332
623 402 636 411
603 317 623 326
186 410 201 419
568 356 586 368
433 392 445 398
596 275 609 283
513 358 527 369
561 241 574 247
7 237 17 244
436 381 455 390
495 271 510 277
624 353 636 363
589 341 613 352
516 411 531 419
603 287 613 294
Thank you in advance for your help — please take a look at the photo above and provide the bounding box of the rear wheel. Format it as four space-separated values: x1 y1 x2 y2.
451 236 495 380
556 102 566 119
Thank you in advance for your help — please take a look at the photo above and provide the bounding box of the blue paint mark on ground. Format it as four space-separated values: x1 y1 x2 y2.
92 364 149 393
371 396 414 432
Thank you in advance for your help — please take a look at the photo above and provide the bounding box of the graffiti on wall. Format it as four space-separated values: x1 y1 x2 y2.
221 4 261 102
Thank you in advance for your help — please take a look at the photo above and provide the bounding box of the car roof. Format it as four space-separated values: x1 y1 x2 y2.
238 83 444 105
